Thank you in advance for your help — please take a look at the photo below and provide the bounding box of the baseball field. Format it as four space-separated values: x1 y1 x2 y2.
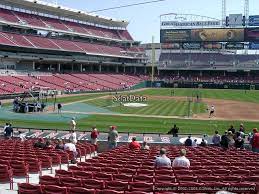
1 88 259 135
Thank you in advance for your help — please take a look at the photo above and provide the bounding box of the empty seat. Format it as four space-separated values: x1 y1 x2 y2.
42 185 67 194
18 183 42 194
69 187 95 194
105 180 128 191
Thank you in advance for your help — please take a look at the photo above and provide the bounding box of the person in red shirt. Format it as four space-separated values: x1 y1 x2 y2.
90 126 99 145
129 137 141 150
252 128 259 153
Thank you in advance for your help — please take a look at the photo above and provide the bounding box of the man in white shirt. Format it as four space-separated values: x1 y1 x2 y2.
70 130 77 144
64 139 77 164
192 139 198 147
172 149 190 168
70 117 76 131
154 148 171 168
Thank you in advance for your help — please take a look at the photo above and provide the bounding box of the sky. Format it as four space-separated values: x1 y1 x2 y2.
53 0 259 43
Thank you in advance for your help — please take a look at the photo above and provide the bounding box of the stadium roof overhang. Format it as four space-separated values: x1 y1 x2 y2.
0 0 129 28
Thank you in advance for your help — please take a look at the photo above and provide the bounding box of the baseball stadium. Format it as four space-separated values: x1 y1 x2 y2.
0 0 259 194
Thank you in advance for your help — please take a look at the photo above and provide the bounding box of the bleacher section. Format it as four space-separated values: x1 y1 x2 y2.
0 31 136 57
16 144 259 193
0 8 133 41
0 73 146 94
0 139 95 191
159 53 259 70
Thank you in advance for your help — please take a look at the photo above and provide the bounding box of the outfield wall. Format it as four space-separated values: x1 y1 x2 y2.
157 81 259 90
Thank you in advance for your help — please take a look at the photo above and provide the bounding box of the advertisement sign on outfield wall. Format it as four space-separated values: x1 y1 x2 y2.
225 42 244 50
245 28 259 41
203 43 222 49
161 28 244 43
182 43 201 49
249 42 259 49
161 43 181 49
249 16 259 26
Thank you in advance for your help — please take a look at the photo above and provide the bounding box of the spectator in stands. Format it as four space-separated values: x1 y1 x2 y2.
172 149 190 168
44 140 53 150
200 139 207 147
212 130 221 146
64 138 77 164
235 136 244 149
19 131 26 142
34 138 46 149
251 128 259 153
167 124 179 137
227 131 235 146
108 126 119 149
129 137 141 150
141 141 150 150
4 124 13 139
70 117 76 131
90 126 99 145
184 135 192 146
239 123 245 133
192 139 198 147
55 139 64 150
220 131 230 150
70 130 77 144
154 148 171 168
3 122 9 131
228 125 236 134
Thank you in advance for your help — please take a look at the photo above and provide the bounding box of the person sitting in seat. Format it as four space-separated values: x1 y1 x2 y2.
200 139 207 147
172 149 190 168
212 131 221 146
64 138 77 164
141 141 150 150
4 124 13 139
220 131 230 150
154 148 171 168
184 135 192 146
55 139 64 150
129 137 141 150
44 140 53 150
235 136 244 149
34 138 46 149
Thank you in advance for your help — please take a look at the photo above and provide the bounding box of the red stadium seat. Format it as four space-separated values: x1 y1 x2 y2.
18 183 42 194
68 187 95 194
105 180 129 191
129 182 153 192
81 179 105 189
113 174 133 182
39 175 60 185
42 185 67 194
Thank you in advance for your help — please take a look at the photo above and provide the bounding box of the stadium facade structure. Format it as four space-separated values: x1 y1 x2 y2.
157 13 259 81
0 0 148 74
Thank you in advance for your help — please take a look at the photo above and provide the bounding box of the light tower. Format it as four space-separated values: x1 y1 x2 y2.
221 0 226 26
244 0 249 26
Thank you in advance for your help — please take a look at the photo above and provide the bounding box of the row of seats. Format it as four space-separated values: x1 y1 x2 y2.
0 73 146 94
0 8 133 41
0 139 95 189
16 144 259 193
0 31 138 57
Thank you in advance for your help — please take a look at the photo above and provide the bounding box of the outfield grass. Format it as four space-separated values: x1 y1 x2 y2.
84 98 207 116
133 88 259 103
